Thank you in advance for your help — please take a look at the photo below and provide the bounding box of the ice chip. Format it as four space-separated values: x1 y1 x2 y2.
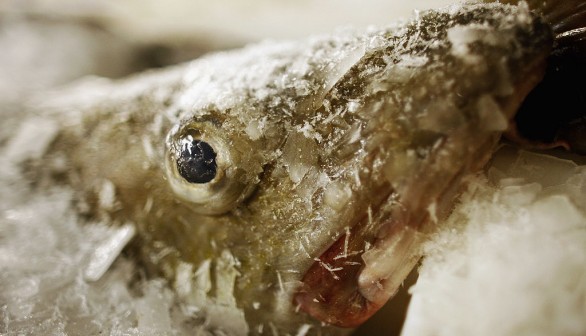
282 131 319 184
98 180 117 211
215 249 240 306
136 280 174 335
499 182 542 206
323 180 352 211
84 223 136 281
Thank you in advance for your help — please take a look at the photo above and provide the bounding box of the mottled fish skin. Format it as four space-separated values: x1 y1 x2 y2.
28 2 552 335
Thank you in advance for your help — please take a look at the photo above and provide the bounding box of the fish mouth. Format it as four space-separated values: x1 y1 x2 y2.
292 158 465 328
293 201 424 327
293 143 494 327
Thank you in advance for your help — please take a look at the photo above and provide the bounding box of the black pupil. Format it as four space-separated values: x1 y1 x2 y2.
177 139 217 184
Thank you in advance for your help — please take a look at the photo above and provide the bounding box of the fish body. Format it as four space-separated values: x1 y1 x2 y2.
19 2 558 334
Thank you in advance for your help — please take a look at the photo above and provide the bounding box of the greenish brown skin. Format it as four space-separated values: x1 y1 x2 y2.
34 3 552 335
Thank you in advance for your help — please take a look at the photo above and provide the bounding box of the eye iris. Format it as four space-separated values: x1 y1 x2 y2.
177 138 217 183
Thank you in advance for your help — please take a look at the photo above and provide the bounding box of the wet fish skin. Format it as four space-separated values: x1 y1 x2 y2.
29 2 552 334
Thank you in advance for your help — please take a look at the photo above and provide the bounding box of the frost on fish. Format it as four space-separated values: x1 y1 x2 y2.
10 2 554 335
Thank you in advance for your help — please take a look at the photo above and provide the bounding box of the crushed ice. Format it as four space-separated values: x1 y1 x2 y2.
403 147 586 336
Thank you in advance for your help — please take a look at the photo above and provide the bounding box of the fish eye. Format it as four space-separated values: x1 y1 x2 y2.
165 121 260 215
177 137 217 184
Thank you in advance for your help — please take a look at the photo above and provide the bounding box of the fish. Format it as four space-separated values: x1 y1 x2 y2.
13 1 584 335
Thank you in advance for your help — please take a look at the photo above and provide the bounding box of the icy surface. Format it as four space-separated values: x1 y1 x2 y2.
402 147 586 336
0 91 185 335
0 188 220 335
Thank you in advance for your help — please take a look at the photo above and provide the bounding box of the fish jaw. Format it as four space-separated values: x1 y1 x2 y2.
294 2 552 327
294 213 422 327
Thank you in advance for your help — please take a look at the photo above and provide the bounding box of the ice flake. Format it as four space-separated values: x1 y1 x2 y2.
314 258 343 280
282 131 319 184
398 54 428 67
245 116 267 140
98 180 117 211
84 223 136 282
296 324 312 336
296 121 323 143
141 135 156 162
447 23 500 64
277 271 285 293
215 250 241 306
323 180 352 211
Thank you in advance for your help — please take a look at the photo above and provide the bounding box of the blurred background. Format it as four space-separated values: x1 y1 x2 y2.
0 0 453 96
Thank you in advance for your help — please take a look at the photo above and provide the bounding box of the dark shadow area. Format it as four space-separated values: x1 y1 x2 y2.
514 30 586 154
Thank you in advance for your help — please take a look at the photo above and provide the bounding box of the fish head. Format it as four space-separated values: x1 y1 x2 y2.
161 2 552 329
40 2 553 334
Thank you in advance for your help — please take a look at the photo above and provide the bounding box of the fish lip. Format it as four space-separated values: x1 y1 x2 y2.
292 228 378 328
293 203 425 328
292 185 399 327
